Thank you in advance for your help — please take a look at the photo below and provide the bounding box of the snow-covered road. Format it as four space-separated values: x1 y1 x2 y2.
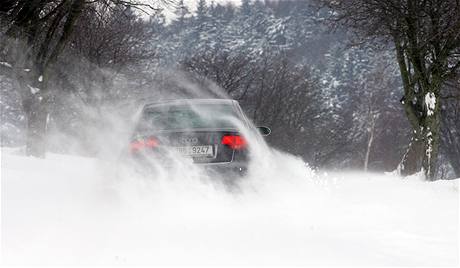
1 148 458 265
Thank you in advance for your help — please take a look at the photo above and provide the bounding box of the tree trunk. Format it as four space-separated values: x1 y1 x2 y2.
399 132 424 176
364 115 376 172
421 91 441 180
394 37 425 177
24 94 48 157
451 160 460 178
398 95 425 176
16 66 49 157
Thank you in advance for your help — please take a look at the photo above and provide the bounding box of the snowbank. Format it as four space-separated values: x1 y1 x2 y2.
1 147 458 266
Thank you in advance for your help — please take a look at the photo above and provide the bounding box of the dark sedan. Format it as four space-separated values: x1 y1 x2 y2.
128 99 270 175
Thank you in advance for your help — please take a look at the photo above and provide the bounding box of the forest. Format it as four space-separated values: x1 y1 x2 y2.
1 0 459 179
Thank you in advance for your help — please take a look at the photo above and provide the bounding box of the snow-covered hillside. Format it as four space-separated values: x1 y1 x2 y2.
1 147 458 266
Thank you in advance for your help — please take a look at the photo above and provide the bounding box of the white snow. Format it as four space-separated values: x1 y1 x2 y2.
425 92 436 116
425 130 434 175
0 62 12 68
38 75 43 82
27 85 40 94
1 147 458 266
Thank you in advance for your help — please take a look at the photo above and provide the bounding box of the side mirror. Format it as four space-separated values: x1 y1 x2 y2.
257 126 271 136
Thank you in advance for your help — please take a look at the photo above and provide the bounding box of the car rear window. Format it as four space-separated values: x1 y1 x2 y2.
138 103 242 131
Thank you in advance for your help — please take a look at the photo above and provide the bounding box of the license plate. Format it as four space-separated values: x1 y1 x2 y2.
175 145 214 157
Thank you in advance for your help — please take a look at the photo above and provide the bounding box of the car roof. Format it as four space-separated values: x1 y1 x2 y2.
143 98 239 109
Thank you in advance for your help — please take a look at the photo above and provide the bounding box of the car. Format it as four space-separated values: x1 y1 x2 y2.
127 99 270 176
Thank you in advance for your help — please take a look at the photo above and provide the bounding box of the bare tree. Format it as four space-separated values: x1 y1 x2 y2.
359 61 399 172
322 0 460 180
1 0 87 157
181 51 255 100
0 0 166 157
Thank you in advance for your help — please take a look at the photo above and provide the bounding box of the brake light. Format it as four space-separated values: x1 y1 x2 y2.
221 135 247 150
130 137 159 153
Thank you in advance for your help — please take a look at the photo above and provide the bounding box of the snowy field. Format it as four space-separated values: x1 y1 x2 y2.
1 147 458 266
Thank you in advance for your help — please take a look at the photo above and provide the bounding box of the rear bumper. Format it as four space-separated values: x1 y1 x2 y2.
127 152 248 176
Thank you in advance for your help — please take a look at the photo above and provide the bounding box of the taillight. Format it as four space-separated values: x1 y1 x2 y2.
130 137 159 153
221 135 247 150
